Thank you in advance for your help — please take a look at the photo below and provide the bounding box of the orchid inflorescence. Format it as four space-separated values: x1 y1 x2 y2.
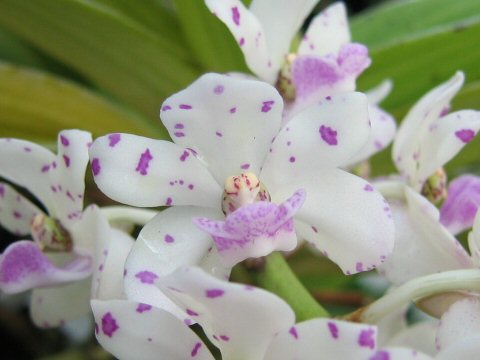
1 1 480 359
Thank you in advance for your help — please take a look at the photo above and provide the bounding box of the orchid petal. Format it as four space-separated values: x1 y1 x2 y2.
379 185 473 285
366 79 393 105
0 137 56 214
158 266 295 360
413 110 480 188
436 297 480 352
91 299 214 360
277 169 394 274
93 228 134 301
89 133 221 207
298 2 351 57
195 189 305 267
372 348 432 360
440 175 480 235
346 104 396 167
124 206 228 319
288 45 370 119
249 0 318 74
264 319 378 360
0 182 43 235
204 0 274 81
0 241 91 293
50 130 92 229
435 334 480 360
160 73 283 184
468 209 480 266
393 72 464 186
261 92 371 189
387 322 437 356
30 277 91 328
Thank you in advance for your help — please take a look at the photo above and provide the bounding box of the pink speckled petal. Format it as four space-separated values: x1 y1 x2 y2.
158 266 295 360
91 299 214 360
393 72 466 187
262 92 371 189
204 0 274 81
298 2 351 57
160 73 283 184
379 184 473 285
0 182 43 236
371 348 432 360
89 133 221 208
264 319 378 359
0 240 91 294
436 297 480 352
124 206 228 319
30 277 91 328
195 190 305 267
412 110 480 189
276 169 394 274
346 104 397 166
440 175 480 235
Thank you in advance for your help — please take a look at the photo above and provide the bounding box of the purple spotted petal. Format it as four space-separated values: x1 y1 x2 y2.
157 266 295 360
0 182 43 236
92 299 214 360
0 241 92 294
160 73 283 184
264 319 379 359
440 175 480 235
298 2 351 57
195 190 305 267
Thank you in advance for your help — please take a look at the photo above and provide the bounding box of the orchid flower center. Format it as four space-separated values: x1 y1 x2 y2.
221 172 271 215
276 53 297 102
30 213 73 253
421 167 448 205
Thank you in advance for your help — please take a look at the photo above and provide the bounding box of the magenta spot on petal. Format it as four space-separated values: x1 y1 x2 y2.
191 342 202 357
0 185 4 198
101 312 119 337
369 350 390 360
136 303 152 313
327 321 339 338
261 100 275 113
184 318 193 326
63 155 70 168
214 85 224 94
135 149 153 176
319 125 338 145
356 262 363 272
230 107 237 114
364 184 373 192
108 133 121 147
186 309 199 316
289 326 298 339
188 184 194 190
179 104 192 110
180 150 190 162
220 335 230 341
148 337 152 342
24 147 32 152
455 129 475 143
239 37 245 46
326 96 332 101
13 211 22 219
215 131 223 137
240 163 250 170
41 164 50 173
91 158 101 176
231 6 240 26
60 135 69 146
135 271 158 284
358 328 376 349
289 156 296 163
311 225 318 233
174 132 185 137
206 289 224 298
164 234 175 243
162 105 171 111
174 123 184 129
166 197 173 206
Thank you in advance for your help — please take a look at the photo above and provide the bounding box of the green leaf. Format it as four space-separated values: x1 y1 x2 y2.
357 18 480 119
0 0 201 121
0 62 163 143
351 0 480 50
172 0 250 73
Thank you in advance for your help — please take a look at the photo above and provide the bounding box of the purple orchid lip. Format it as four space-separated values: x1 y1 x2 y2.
194 189 306 267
